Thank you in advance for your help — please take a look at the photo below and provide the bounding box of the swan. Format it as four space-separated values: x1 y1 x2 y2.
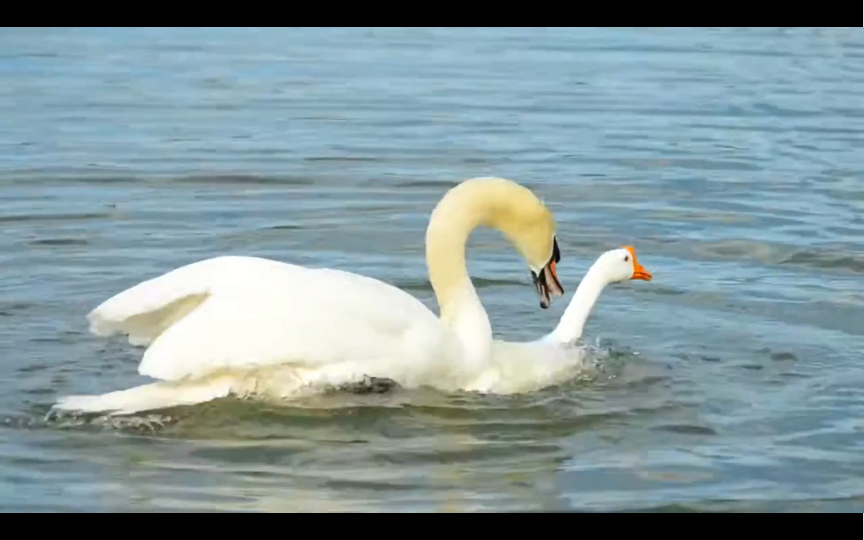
51 176 565 416
473 245 653 394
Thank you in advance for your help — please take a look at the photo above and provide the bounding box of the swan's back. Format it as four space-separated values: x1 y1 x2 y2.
88 256 457 382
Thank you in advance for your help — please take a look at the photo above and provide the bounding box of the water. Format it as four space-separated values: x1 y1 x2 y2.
1 27 863 512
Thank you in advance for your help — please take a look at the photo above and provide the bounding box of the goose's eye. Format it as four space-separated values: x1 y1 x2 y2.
624 255 630 262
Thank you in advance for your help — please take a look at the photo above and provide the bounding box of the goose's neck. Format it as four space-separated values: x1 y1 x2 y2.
547 261 610 345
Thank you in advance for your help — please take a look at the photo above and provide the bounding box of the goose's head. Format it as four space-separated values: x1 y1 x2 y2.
596 245 653 284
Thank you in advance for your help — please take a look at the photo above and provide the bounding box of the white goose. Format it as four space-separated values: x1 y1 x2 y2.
52 177 565 416
475 246 653 394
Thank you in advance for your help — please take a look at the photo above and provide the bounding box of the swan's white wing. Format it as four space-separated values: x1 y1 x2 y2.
88 256 456 382
87 257 219 347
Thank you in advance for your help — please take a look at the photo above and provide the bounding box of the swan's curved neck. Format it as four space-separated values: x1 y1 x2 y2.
424 185 505 367
546 260 610 345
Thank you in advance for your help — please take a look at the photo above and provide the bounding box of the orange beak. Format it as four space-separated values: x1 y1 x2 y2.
624 245 652 281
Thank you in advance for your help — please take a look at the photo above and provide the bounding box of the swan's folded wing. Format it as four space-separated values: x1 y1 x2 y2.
126 261 449 382
86 259 218 347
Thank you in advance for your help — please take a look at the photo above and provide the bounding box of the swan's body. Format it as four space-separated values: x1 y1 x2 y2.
53 177 564 416
474 246 654 394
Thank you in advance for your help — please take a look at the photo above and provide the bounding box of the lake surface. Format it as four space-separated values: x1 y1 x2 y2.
1 27 863 512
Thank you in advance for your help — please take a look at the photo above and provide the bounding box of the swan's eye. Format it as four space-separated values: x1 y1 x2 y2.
624 255 629 262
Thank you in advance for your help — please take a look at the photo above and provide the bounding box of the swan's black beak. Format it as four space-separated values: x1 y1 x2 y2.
531 236 564 309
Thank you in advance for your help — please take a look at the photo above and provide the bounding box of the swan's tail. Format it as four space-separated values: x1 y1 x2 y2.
52 379 235 417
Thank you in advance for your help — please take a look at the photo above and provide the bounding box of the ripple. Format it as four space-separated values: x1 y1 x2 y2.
168 174 317 186
652 424 718 436
688 239 864 275
782 249 864 274
0 212 112 223
27 238 89 247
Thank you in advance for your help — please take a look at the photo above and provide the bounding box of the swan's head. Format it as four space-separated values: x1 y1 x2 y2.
477 179 564 309
596 246 653 284
426 176 565 309
528 235 563 309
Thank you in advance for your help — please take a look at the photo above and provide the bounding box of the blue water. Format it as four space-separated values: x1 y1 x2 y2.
1 27 863 512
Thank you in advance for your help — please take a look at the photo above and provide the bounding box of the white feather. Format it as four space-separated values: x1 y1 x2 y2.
52 177 564 416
